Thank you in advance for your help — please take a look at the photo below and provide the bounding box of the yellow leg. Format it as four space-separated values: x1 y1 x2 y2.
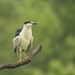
19 48 22 63
24 51 28 58
24 51 31 60
19 52 21 62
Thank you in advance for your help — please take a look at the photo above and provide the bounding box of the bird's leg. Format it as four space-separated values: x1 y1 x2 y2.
18 48 22 63
19 52 21 62
24 51 31 60
24 51 28 59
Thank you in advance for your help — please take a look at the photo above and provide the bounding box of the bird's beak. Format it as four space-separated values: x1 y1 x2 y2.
32 22 37 25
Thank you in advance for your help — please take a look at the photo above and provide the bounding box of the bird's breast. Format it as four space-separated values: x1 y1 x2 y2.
19 28 32 50
19 36 31 51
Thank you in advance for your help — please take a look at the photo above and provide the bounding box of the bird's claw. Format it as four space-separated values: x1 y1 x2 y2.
17 56 32 64
17 60 23 64
21 56 32 62
26 56 32 60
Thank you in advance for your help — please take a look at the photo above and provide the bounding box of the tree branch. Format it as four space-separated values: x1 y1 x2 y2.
0 45 42 70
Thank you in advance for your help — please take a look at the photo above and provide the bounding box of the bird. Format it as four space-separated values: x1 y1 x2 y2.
13 21 37 62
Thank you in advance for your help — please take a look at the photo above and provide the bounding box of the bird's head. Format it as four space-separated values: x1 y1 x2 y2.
24 21 37 28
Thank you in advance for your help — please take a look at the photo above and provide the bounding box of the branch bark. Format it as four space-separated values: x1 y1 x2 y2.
0 45 42 70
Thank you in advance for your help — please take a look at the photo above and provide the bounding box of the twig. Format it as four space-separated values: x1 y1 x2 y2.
0 45 42 70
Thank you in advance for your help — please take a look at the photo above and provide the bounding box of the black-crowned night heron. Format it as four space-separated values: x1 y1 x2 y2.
13 21 37 62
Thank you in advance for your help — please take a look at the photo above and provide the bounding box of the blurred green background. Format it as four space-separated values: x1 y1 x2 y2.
0 0 75 75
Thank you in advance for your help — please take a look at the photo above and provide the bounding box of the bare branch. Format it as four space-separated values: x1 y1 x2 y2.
0 45 42 70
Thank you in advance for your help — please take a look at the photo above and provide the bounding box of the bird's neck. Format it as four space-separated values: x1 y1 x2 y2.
20 26 32 39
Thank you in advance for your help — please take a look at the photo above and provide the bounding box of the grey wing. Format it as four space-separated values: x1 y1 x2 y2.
13 36 20 53
26 37 33 56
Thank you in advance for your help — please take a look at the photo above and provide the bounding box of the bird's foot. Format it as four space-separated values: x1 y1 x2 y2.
22 56 32 62
18 60 23 64
26 56 32 60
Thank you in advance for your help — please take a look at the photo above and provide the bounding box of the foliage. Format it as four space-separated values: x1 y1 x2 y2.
0 0 75 75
